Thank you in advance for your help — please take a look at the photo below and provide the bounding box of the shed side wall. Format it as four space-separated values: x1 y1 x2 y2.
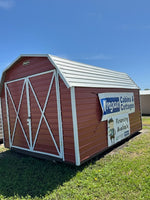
75 87 142 163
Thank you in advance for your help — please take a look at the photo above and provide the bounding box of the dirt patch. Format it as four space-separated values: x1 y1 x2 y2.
142 129 150 134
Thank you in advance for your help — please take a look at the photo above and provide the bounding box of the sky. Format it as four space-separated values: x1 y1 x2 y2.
0 0 150 90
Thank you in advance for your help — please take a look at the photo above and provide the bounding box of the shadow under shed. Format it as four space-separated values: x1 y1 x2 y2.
0 150 80 198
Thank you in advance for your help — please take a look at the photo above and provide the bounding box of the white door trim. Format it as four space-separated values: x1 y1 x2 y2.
12 145 62 159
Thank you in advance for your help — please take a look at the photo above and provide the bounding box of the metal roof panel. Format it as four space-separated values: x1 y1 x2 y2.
49 55 139 89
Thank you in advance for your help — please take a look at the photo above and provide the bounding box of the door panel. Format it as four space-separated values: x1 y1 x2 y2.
29 71 60 156
5 79 30 149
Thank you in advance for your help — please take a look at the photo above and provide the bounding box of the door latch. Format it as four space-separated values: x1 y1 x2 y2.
27 117 31 126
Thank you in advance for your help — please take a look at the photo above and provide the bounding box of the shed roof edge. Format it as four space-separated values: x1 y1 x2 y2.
47 55 70 88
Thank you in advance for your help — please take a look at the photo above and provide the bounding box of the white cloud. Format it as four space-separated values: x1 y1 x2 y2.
0 0 14 9
84 53 112 60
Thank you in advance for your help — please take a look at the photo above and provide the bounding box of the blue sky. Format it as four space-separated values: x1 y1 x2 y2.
0 0 150 89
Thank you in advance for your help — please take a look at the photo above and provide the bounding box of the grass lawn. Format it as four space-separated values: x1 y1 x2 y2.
142 116 150 126
0 118 150 200
142 116 150 130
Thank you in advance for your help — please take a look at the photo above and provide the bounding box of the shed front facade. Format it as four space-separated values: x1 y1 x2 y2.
0 55 142 165
140 90 150 115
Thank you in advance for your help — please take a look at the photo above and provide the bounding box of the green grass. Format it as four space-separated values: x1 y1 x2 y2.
143 126 150 130
0 118 150 200
142 116 150 125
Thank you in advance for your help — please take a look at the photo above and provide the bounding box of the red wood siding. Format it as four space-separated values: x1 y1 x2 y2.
75 87 142 163
59 78 75 164
4 57 55 82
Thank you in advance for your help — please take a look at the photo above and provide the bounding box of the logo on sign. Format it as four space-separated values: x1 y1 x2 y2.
101 97 120 115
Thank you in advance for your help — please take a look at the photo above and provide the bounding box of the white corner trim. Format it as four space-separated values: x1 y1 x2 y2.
70 87 80 166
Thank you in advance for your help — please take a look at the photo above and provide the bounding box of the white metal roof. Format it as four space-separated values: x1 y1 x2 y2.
49 55 139 89
140 90 150 95
0 54 139 95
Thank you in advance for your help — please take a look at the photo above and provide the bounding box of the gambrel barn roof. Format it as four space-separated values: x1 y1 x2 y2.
0 54 139 95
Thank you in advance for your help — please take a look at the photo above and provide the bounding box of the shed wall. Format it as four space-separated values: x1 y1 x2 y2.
75 87 142 163
1 57 75 164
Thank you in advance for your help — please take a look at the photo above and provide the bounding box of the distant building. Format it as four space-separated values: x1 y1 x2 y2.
140 90 150 115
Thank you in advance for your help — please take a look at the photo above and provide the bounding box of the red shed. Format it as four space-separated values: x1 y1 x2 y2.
0 54 142 166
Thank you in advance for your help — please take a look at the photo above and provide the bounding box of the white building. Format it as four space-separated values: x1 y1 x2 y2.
140 90 150 115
